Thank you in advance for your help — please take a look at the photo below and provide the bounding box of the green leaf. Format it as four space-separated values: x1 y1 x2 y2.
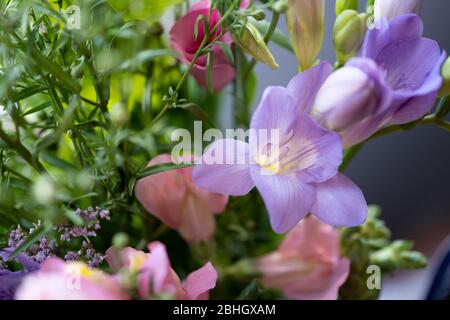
8 223 52 260
114 49 173 73
13 85 47 102
237 280 262 300
137 162 193 179
21 101 52 116
217 42 235 65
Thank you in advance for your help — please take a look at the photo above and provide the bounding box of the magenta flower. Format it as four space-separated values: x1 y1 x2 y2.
193 64 367 233
170 0 244 91
135 154 228 244
312 14 446 147
106 242 217 300
257 216 350 300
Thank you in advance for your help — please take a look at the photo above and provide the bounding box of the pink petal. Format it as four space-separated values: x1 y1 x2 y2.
183 262 218 300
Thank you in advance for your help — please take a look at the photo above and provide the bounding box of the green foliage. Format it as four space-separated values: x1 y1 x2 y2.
339 206 428 299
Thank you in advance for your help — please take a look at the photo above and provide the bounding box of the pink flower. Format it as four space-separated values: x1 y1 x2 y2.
257 216 350 300
134 154 228 243
170 0 246 91
106 241 218 299
15 258 128 300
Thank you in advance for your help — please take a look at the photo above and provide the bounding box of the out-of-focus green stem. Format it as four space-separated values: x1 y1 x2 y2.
0 126 47 174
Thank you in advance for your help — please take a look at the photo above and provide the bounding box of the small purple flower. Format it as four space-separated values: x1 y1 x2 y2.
312 14 446 147
193 64 368 233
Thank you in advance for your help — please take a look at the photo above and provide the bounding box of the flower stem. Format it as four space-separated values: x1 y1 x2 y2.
0 126 47 174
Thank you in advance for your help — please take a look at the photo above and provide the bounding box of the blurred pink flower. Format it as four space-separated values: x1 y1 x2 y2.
106 241 217 299
15 258 128 300
257 216 350 300
134 154 228 243
170 0 248 91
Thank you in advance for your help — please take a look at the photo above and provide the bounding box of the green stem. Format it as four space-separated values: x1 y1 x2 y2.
340 114 450 171
0 127 47 174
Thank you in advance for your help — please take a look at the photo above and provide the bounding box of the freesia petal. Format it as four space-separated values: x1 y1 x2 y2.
138 242 182 298
360 14 423 59
134 155 186 228
279 216 340 262
287 62 333 114
183 262 218 300
290 115 343 183
389 52 446 124
377 39 441 91
250 166 315 233
193 139 254 196
250 86 296 136
312 173 367 226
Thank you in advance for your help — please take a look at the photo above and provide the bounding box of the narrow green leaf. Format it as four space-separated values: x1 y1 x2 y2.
217 42 235 65
137 162 193 179
14 85 47 102
21 101 52 116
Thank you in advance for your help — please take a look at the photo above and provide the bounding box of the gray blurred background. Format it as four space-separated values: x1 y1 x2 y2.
252 0 450 299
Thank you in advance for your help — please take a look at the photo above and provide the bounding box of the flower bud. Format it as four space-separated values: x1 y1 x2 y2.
334 10 368 65
438 56 450 97
232 20 279 70
312 64 379 131
286 0 324 71
335 0 358 16
374 0 421 21
370 240 427 271
250 9 266 21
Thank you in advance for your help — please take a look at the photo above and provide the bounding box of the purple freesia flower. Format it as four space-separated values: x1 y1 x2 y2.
193 64 368 233
0 250 39 300
312 14 446 147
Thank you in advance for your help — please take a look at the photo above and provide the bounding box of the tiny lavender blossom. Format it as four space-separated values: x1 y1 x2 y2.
193 63 368 233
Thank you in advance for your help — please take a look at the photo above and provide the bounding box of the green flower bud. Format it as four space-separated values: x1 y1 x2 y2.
438 57 450 97
250 9 266 21
232 20 279 70
286 0 324 71
272 0 287 13
334 10 368 65
370 240 427 271
336 0 359 15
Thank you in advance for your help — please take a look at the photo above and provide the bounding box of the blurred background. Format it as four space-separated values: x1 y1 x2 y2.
248 0 450 299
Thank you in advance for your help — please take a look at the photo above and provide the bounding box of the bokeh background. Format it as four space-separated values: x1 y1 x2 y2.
249 0 449 299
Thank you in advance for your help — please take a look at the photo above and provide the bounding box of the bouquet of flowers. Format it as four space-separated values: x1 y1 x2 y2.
0 0 448 300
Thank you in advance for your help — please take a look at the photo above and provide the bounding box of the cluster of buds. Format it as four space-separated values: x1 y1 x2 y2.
339 206 427 299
